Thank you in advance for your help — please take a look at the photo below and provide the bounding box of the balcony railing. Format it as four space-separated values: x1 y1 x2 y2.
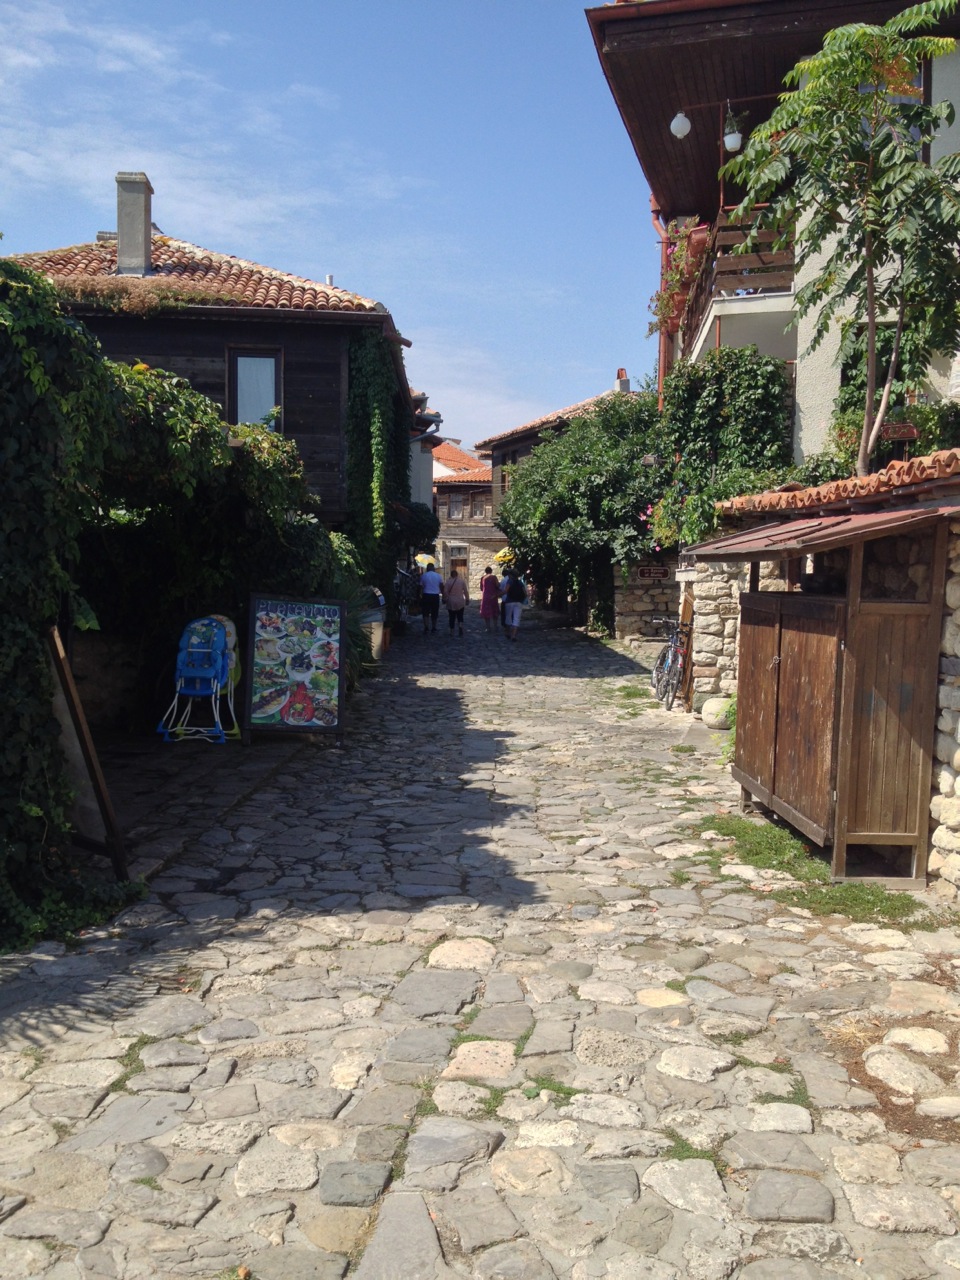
680 212 794 358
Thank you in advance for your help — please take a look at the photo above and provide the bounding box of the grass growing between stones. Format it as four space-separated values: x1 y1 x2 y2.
768 881 924 926
21 1046 44 1074
110 1034 158 1093
450 1032 495 1050
736 1055 793 1074
514 1027 534 1057
756 1075 813 1110
692 815 830 883
414 1081 439 1118
670 744 697 755
481 1086 508 1117
693 813 934 926
661 1129 726 1173
522 1075 580 1106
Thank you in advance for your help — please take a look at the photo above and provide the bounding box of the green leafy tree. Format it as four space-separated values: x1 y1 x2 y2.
497 390 663 627
723 0 960 476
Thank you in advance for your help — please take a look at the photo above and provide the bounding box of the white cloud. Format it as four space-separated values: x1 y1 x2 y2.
404 331 556 450
0 0 405 254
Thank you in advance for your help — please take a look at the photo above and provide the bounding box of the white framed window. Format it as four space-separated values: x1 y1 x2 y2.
448 494 464 519
471 493 485 518
229 349 281 427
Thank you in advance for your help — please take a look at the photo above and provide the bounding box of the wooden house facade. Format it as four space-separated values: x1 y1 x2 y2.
10 172 413 529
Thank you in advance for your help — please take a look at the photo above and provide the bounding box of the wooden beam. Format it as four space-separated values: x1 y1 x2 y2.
832 541 864 879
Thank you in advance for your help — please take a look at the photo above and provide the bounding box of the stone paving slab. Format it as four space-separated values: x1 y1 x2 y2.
3 608 960 1276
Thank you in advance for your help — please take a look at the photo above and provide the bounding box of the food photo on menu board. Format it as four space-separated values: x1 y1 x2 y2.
247 595 345 731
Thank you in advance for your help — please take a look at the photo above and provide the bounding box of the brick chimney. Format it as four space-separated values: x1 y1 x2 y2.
614 368 630 393
116 171 154 276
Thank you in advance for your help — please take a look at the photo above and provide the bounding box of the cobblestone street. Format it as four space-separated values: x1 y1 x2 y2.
4 609 960 1278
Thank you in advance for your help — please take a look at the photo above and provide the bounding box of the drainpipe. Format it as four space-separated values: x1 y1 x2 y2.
652 196 670 408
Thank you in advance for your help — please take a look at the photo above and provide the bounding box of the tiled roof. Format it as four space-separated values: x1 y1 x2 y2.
434 466 492 485
722 449 960 515
432 441 481 472
10 236 385 314
474 390 631 450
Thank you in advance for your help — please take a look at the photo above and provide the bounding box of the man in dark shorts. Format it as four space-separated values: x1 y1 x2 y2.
419 562 443 633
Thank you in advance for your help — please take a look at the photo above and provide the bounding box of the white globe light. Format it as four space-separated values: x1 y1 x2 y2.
670 112 692 140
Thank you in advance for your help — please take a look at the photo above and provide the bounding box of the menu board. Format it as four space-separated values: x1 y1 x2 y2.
246 594 346 734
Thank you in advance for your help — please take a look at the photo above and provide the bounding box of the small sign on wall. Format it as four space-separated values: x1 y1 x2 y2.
635 564 670 580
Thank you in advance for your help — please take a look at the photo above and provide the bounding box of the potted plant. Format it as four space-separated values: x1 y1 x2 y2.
647 219 708 335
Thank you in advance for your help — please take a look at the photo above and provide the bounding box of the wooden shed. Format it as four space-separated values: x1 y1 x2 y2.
688 503 955 886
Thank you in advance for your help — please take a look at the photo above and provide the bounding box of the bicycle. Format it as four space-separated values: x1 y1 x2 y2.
650 615 692 711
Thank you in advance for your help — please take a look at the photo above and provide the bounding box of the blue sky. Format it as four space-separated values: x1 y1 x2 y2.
0 0 659 448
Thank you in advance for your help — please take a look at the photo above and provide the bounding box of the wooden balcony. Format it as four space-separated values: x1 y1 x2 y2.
679 214 794 359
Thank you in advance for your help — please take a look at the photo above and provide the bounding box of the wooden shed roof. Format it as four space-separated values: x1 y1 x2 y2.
686 505 955 562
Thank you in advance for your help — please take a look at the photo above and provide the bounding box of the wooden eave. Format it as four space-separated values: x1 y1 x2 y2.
585 0 960 223
685 503 959 562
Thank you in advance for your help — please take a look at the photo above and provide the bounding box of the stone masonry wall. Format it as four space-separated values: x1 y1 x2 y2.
927 523 960 899
613 556 680 639
688 561 744 701
615 557 787 701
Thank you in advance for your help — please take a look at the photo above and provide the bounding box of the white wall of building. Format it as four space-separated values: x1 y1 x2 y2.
409 439 435 507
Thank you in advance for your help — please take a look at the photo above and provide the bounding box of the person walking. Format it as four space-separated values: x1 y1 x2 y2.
443 568 469 636
502 569 527 641
479 566 500 633
419 562 443 633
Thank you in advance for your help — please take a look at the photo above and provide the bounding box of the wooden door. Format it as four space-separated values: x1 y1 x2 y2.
774 598 844 843
733 594 780 805
733 593 843 845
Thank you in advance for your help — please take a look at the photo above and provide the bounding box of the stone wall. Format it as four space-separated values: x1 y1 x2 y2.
927 523 960 899
688 561 745 701
613 556 681 638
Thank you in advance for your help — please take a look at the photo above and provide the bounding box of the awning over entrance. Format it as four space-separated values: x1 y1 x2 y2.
685 505 952 563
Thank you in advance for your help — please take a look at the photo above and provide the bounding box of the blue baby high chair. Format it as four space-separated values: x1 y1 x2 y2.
157 615 240 743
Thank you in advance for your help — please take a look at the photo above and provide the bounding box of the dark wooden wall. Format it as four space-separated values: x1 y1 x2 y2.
80 311 352 524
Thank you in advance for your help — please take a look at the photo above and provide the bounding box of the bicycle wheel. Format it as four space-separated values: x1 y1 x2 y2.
656 649 674 701
662 651 684 711
651 644 669 694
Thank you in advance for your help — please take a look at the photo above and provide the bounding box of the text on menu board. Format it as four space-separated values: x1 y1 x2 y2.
247 595 346 733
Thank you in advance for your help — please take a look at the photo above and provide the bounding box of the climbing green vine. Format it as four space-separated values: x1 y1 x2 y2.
345 330 413 589
0 259 135 946
652 346 795 547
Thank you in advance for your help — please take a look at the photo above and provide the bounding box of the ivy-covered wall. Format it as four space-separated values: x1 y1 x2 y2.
653 346 793 548
345 329 413 594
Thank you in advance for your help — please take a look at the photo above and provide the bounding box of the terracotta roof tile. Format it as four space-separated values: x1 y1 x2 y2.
722 448 960 515
432 441 481 472
474 390 633 450
9 236 384 315
435 466 492 485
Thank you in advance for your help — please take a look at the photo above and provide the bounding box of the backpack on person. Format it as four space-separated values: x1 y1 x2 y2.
507 575 527 603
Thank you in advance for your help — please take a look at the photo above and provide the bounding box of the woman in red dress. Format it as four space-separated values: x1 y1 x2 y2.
479 566 500 633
